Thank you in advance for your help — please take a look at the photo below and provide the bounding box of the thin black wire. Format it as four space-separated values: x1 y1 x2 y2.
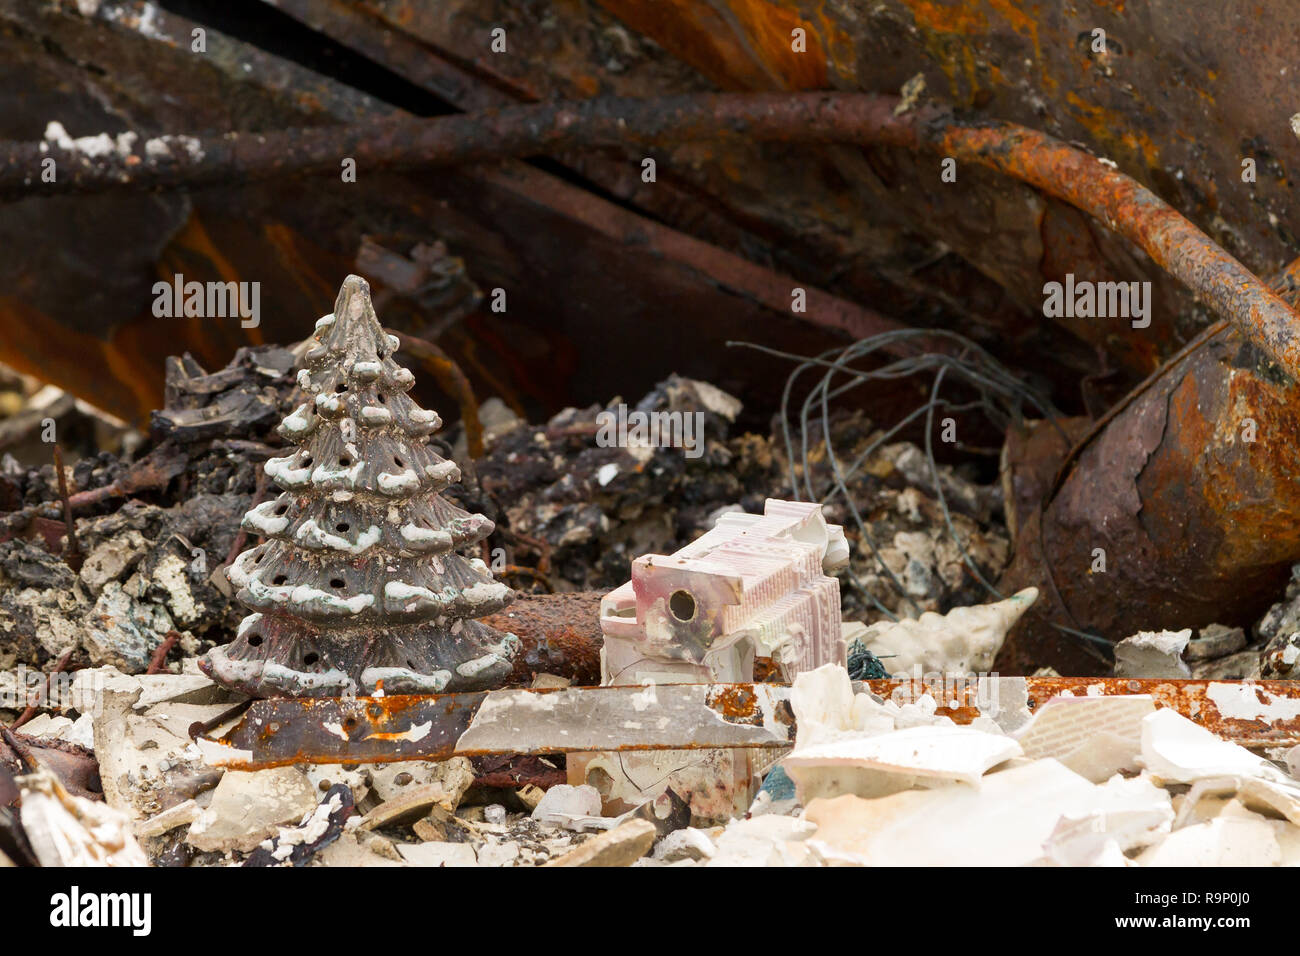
729 331 1113 660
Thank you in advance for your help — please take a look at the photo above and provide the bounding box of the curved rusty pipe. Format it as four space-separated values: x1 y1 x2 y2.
3 93 1296 375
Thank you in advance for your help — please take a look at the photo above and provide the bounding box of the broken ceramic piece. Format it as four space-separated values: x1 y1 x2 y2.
803 758 1100 867
186 767 319 853
1174 774 1300 828
784 725 1022 802
1137 809 1283 867
653 826 717 862
201 275 519 697
20 768 148 867
704 814 818 867
1113 629 1192 678
1140 708 1283 785
857 587 1038 675
1042 774 1173 865
531 783 604 831
1014 695 1152 783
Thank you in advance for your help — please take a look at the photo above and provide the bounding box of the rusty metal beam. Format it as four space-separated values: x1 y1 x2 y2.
5 93 1296 377
195 677 1300 769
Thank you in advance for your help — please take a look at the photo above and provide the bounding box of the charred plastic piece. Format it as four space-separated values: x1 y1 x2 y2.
200 275 518 697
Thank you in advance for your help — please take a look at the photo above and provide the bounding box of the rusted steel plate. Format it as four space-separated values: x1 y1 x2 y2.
196 682 798 769
196 677 1300 769
999 320 1300 673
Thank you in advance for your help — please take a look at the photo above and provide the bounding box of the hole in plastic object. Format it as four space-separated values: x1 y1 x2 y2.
669 589 696 622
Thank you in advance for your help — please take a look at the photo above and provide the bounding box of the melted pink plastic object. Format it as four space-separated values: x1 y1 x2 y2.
600 498 849 685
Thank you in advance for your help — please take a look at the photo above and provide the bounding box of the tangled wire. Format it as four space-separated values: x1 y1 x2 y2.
730 329 1113 665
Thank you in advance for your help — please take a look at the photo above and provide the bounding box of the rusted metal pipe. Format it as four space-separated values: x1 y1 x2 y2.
4 94 1295 374
387 329 484 458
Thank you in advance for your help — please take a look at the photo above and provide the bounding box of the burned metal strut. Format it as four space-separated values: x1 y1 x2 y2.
2 93 1297 378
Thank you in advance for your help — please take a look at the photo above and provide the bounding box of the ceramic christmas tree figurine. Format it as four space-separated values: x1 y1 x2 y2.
201 275 519 698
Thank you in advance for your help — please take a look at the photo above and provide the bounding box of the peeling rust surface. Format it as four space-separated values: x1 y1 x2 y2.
1000 320 1300 673
486 590 604 687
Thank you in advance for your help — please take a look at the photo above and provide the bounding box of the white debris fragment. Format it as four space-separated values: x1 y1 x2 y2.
785 724 1022 801
803 759 1100 867
19 769 148 867
1014 694 1153 783
858 587 1038 674
397 841 478 867
1113 629 1192 678
1138 811 1283 867
653 827 717 862
1140 709 1283 785
186 768 319 853
532 784 605 831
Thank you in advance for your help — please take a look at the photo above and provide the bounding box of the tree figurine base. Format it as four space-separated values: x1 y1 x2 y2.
200 274 519 698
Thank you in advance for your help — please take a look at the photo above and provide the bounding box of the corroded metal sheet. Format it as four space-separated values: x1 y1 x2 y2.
196 677 1300 769
197 682 797 769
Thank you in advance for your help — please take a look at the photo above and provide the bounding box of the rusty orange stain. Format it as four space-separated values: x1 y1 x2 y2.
597 1 825 90
1064 92 1161 169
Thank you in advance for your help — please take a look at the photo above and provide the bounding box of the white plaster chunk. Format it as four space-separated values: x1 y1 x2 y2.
1043 773 1174 865
1013 694 1153 783
1140 708 1283 785
705 814 818 867
531 784 605 831
360 406 392 424
784 724 1023 799
859 587 1038 675
20 769 148 867
804 758 1101 867
186 768 318 854
1137 812 1283 867
397 842 477 867
1114 629 1192 678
